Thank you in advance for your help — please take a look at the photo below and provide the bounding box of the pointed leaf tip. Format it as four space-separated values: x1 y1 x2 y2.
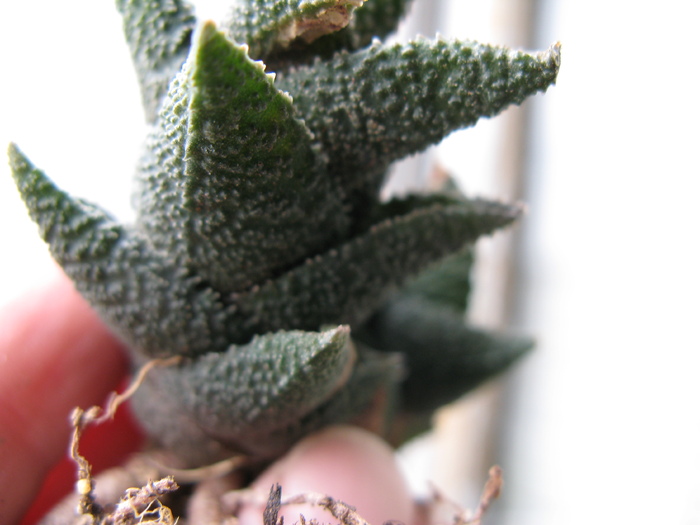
133 326 356 454
356 296 533 414
225 196 522 342
277 38 561 214
7 143 26 185
136 19 348 293
194 20 220 46
8 142 29 175
8 145 230 359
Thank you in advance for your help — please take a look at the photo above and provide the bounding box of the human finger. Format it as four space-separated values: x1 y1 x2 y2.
0 273 129 524
238 425 416 525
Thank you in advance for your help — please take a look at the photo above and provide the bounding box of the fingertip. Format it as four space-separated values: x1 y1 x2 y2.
0 274 129 524
240 426 416 525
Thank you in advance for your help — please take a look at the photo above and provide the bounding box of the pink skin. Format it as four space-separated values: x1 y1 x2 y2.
0 272 130 524
239 426 417 525
0 273 417 525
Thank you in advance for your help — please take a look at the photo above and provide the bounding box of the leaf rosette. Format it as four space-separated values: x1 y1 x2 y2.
8 0 559 464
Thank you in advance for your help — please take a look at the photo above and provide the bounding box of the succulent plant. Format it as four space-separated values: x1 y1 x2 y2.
8 0 560 468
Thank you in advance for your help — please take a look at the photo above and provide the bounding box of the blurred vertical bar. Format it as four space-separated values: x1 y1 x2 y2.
391 0 541 516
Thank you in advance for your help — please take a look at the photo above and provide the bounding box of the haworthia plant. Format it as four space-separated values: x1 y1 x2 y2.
8 0 560 465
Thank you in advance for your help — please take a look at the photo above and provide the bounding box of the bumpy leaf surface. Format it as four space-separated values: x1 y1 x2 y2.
278 39 561 213
132 328 403 462
7 0 560 465
8 145 229 358
117 0 196 121
226 197 521 342
179 327 355 433
135 23 348 293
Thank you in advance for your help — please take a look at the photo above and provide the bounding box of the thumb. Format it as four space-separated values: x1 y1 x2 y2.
238 425 417 525
0 274 129 524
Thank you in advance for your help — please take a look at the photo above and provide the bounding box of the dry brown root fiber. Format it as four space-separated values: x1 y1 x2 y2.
39 357 503 525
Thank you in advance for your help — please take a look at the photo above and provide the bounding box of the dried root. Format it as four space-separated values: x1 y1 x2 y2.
103 477 179 525
42 357 183 524
427 466 504 525
222 466 503 525
42 356 504 525
57 407 179 525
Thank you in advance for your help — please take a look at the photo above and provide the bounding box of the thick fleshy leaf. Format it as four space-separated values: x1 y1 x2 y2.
403 248 474 312
134 327 352 447
7 0 559 469
225 0 365 60
356 296 532 414
135 22 348 293
130 328 403 462
277 39 561 212
8 144 228 358
245 344 402 455
224 197 521 342
393 176 475 312
116 0 196 122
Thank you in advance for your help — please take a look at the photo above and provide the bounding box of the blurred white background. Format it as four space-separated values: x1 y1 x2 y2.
1 1 699 524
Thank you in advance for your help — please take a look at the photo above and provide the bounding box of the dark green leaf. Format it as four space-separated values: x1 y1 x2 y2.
135 23 348 293
356 295 532 413
226 197 521 342
130 328 403 462
116 0 196 121
277 39 561 214
8 144 228 358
